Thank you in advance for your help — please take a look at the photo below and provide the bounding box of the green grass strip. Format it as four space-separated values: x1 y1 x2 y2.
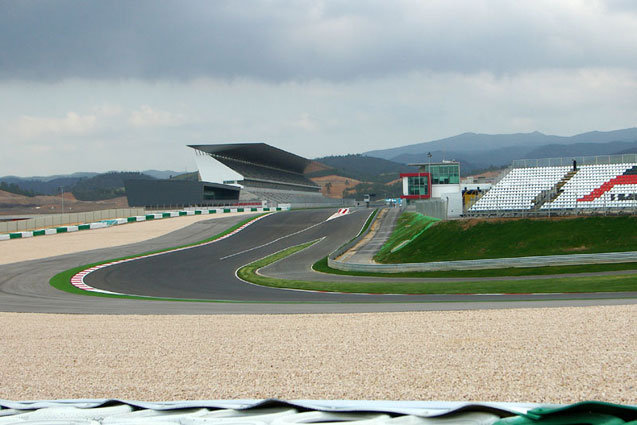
378 214 637 263
245 254 637 295
374 213 439 261
358 208 378 237
238 240 637 294
237 240 322 284
50 214 269 301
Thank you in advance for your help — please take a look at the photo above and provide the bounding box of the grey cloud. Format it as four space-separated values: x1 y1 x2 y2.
0 0 636 82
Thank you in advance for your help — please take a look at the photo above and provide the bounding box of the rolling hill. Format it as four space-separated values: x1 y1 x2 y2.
365 127 637 174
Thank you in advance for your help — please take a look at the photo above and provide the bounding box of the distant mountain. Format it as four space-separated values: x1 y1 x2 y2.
366 131 566 160
615 147 637 154
522 141 637 159
0 172 99 182
0 176 90 195
364 127 637 174
142 169 183 179
0 171 155 199
365 128 637 161
311 154 417 184
71 172 153 201
170 171 199 181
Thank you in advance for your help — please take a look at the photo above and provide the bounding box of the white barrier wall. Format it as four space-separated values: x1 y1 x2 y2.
0 208 146 233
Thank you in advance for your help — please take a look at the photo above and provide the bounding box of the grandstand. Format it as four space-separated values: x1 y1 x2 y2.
190 143 349 207
468 154 637 216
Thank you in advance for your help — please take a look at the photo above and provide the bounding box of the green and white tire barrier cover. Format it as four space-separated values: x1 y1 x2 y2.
0 207 286 241
0 400 633 424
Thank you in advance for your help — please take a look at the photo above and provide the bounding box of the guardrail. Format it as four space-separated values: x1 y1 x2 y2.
330 250 637 272
0 206 286 241
512 153 637 168
327 208 382 269
0 208 146 233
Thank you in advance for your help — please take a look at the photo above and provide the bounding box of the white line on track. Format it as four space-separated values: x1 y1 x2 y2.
219 219 331 260
69 213 271 294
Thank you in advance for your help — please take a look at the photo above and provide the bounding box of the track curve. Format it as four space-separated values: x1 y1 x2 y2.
1 209 635 314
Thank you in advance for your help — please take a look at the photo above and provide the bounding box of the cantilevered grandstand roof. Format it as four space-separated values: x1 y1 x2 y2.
189 143 312 174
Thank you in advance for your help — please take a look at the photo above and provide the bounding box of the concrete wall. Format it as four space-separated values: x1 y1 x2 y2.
431 184 463 217
0 208 145 233
415 199 448 220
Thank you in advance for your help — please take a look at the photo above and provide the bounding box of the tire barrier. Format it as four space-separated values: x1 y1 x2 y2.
0 207 287 242
0 400 633 425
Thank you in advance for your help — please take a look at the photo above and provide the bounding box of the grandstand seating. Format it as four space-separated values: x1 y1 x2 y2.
469 162 637 215
469 166 570 212
215 156 317 189
241 187 344 205
190 143 349 207
545 164 637 210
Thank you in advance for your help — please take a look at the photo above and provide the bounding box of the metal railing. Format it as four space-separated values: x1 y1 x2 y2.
0 208 146 233
512 154 637 168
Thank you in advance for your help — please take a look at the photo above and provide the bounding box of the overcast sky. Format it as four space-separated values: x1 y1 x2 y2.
1 0 637 176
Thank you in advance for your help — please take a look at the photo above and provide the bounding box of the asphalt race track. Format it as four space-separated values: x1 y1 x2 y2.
0 209 635 314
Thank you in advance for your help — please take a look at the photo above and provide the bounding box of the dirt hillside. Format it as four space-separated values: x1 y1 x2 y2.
310 175 361 198
0 190 128 215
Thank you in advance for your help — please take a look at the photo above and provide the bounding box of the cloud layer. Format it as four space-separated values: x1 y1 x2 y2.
2 0 637 81
1 1 637 176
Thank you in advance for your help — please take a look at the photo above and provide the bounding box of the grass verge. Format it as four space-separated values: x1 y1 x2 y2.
358 208 379 237
240 243 637 294
375 214 637 263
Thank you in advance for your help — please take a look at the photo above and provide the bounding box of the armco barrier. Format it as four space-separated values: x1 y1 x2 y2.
330 250 637 272
327 208 381 267
0 206 286 241
0 208 146 233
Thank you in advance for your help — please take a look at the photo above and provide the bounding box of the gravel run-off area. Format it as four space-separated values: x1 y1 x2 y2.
0 212 634 404
0 306 634 403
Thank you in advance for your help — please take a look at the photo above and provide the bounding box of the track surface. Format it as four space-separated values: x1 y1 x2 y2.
0 209 635 314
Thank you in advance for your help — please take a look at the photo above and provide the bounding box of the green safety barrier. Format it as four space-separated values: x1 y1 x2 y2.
209 209 216 213
251 208 258 211
56 227 67 233
145 214 155 220
33 230 45 236
495 402 637 425
223 208 231 213
162 212 171 218
237 208 244 212
179 211 187 216
78 224 90 230
195 210 201 215
127 217 137 222
9 233 22 239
